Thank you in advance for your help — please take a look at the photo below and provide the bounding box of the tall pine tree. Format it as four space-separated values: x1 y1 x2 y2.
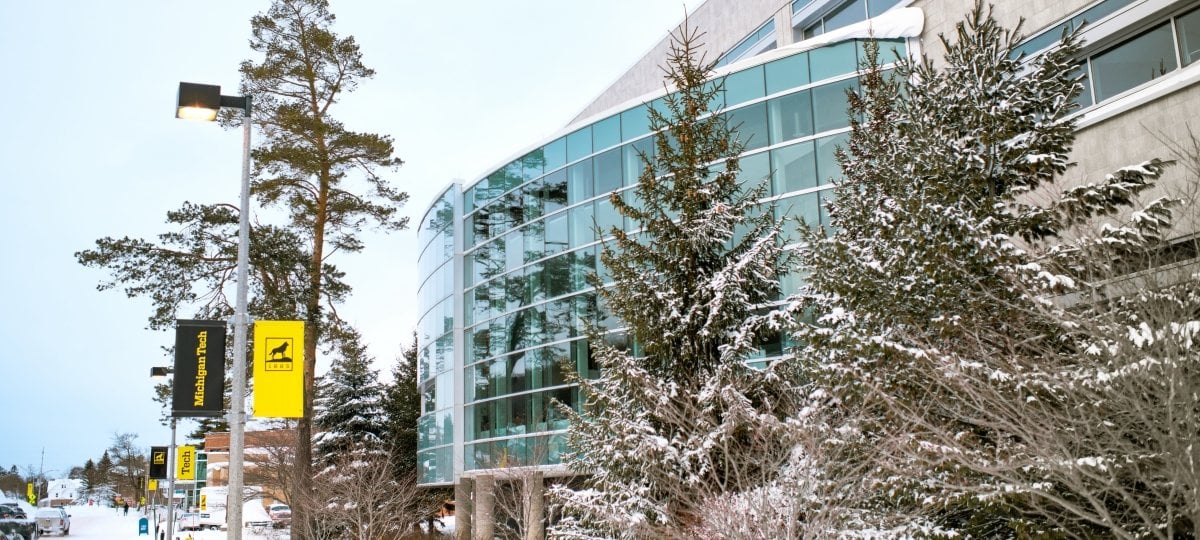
236 5 408 532
552 21 800 538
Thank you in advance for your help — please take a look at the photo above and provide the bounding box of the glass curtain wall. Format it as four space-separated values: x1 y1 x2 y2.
418 37 908 482
415 189 457 484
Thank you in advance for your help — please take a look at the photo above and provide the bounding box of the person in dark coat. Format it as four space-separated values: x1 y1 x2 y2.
123 501 130 516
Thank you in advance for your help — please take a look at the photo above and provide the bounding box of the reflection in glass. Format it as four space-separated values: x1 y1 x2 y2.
1090 22 1176 102
812 78 858 133
594 147 624 195
621 104 650 140
542 169 568 214
809 40 858 82
622 137 653 186
1179 7 1200 66
816 133 849 184
772 141 817 194
595 198 623 240
593 115 621 151
866 0 901 16
727 101 769 151
568 159 594 205
769 90 813 144
523 178 543 222
739 151 771 195
571 248 597 292
566 127 593 163
824 0 867 33
765 50 810 94
723 64 766 106
570 205 594 248
544 138 566 173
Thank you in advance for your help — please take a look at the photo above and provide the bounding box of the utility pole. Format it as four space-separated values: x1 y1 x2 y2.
38 448 45 503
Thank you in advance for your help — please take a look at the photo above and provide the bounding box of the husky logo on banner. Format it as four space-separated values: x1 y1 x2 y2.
253 320 305 418
149 446 168 479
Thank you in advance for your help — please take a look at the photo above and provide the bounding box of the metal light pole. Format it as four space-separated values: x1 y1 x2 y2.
151 366 177 538
167 418 177 537
176 82 252 540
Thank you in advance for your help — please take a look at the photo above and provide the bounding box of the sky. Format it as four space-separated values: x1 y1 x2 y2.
0 0 703 479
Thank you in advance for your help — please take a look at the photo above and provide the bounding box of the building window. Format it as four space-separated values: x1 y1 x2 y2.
1178 4 1200 65
716 19 776 68
1071 4 1200 108
1090 21 1177 102
795 0 900 42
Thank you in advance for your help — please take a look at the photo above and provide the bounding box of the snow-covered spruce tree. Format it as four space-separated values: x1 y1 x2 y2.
550 20 801 539
791 2 1184 536
380 332 421 481
312 330 387 472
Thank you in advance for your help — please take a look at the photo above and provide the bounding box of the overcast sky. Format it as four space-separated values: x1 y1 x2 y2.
0 0 703 479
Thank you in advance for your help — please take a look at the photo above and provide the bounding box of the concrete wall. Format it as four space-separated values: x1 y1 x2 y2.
571 0 792 123
911 0 1093 62
1071 86 1200 237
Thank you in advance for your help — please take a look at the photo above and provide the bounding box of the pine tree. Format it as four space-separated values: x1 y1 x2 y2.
381 333 421 480
96 451 114 491
237 5 408 527
81 459 97 495
551 20 800 538
312 330 387 472
791 2 1182 535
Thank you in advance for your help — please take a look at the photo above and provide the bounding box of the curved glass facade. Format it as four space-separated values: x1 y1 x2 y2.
416 188 457 484
415 36 907 485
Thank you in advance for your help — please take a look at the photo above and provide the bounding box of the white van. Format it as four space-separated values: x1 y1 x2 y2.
197 485 266 530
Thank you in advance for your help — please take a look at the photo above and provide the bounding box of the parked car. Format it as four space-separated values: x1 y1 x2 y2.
196 511 224 531
171 512 202 532
34 507 69 536
0 501 36 540
0 503 26 520
267 503 290 529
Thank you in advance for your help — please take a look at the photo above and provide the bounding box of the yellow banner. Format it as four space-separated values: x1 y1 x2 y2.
199 494 207 511
253 320 305 418
26 482 33 498
177 446 196 480
148 479 157 491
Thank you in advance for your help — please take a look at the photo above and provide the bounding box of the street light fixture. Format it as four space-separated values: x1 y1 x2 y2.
150 367 176 539
175 81 252 540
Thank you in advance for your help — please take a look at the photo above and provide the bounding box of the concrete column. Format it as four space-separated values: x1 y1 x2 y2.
775 6 795 47
455 477 473 540
474 475 495 540
523 471 545 540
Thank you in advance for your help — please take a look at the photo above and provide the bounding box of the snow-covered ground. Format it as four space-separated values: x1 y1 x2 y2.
26 504 288 540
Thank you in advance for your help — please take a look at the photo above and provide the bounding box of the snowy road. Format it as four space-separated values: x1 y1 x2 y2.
40 505 287 540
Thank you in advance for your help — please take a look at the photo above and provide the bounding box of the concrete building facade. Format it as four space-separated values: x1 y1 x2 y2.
415 0 1200 486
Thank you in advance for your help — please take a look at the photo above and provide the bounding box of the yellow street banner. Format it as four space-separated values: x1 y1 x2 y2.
177 446 196 480
200 494 207 511
26 482 33 499
253 320 305 418
148 479 157 491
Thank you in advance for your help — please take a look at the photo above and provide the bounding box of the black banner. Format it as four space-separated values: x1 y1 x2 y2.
172 319 226 417
149 446 168 479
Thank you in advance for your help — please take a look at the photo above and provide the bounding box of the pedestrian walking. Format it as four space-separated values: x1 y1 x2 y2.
123 502 130 516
